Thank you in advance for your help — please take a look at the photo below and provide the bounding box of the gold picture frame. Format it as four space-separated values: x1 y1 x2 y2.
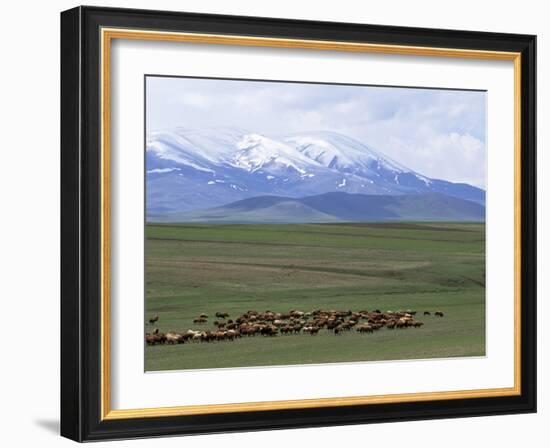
61 6 536 441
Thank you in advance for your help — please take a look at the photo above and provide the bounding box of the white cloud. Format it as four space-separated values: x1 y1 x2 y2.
175 93 213 109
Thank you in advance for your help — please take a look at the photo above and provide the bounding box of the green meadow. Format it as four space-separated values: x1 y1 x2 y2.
144 222 485 371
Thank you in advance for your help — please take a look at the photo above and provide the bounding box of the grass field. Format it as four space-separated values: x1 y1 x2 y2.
145 222 485 371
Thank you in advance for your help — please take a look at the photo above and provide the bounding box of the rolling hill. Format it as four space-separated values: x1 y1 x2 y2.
150 192 485 223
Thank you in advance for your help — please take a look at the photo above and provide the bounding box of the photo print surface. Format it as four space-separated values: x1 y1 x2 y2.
144 75 486 371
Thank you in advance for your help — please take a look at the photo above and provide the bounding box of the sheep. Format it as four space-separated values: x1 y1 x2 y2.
215 331 227 341
145 329 166 345
396 319 409 329
192 333 203 342
145 307 432 350
201 331 216 343
165 332 185 344
226 330 238 340
302 326 320 335
145 333 157 345
260 325 278 336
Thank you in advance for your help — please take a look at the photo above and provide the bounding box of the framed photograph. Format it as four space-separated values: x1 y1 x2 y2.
60 6 536 441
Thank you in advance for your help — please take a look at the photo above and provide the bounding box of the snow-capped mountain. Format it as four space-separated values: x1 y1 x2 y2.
146 127 484 215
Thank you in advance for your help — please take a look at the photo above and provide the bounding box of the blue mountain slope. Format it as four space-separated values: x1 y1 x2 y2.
151 192 485 223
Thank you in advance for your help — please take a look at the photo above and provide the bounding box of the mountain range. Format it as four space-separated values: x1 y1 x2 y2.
146 127 485 222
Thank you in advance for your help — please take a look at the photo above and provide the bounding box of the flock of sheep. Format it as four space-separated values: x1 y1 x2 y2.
145 308 444 346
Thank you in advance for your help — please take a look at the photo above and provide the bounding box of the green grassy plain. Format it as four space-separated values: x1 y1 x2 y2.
145 222 485 371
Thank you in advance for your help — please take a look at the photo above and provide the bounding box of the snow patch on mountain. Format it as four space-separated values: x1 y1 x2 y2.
284 131 408 174
233 133 319 176
146 136 215 174
147 167 181 174
415 174 432 186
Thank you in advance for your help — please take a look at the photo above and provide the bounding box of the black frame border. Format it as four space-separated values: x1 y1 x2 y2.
61 6 536 442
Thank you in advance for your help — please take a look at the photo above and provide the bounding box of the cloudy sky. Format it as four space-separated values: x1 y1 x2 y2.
146 76 486 188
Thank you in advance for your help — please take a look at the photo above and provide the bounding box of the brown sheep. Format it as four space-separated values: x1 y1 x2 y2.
201 331 216 343
143 307 436 349
301 326 318 335
396 319 408 329
226 330 238 340
145 329 166 345
260 325 278 336
165 332 185 344
191 333 203 342
357 324 373 334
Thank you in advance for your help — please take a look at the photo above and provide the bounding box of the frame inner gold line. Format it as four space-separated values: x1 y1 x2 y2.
100 27 522 420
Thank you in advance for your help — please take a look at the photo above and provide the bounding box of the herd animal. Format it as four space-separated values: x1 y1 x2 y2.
145 308 445 346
